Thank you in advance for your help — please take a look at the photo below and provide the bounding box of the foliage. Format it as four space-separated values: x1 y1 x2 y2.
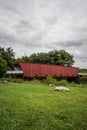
31 50 74 66
42 76 58 85
17 50 75 66
16 55 30 62
29 52 50 64
79 69 87 73
0 46 75 72
0 82 87 130
56 79 69 86
48 50 74 66
0 46 15 69
0 46 75 69
75 76 87 84
0 57 7 78
29 78 42 85
42 77 69 86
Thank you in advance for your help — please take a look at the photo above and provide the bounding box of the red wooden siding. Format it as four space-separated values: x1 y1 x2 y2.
13 62 79 78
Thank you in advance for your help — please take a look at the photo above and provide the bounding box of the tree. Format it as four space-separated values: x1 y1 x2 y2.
16 55 30 62
29 50 75 66
0 46 15 69
29 53 49 64
29 53 38 63
0 57 7 78
48 50 74 66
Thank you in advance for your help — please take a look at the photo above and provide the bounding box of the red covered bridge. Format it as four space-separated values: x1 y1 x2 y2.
8 62 79 78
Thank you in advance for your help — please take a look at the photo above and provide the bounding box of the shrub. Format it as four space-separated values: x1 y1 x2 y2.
29 78 41 84
42 76 58 86
0 57 7 78
56 79 68 86
42 77 69 86
76 76 87 84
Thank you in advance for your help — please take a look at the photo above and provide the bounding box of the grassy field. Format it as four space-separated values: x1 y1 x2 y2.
0 82 87 130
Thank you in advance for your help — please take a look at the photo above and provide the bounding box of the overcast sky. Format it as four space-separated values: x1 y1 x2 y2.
0 0 87 68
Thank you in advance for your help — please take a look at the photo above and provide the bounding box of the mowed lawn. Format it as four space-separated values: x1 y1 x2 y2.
0 82 87 130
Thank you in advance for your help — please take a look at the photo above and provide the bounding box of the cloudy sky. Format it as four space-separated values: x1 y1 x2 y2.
0 0 87 68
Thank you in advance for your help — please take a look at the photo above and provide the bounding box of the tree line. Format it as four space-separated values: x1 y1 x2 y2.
0 46 75 77
17 50 74 66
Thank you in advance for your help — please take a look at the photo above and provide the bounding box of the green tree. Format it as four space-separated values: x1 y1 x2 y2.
29 50 74 66
51 50 74 66
16 55 30 62
29 53 39 63
0 46 15 69
0 57 7 78
29 52 50 64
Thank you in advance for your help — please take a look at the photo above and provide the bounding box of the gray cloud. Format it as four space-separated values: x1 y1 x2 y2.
0 31 16 44
54 41 83 48
0 0 87 68
0 0 22 15
14 20 36 33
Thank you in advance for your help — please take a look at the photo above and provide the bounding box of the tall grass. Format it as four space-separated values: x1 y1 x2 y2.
0 82 87 130
42 76 69 86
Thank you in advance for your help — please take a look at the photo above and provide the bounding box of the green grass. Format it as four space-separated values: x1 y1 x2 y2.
0 82 87 130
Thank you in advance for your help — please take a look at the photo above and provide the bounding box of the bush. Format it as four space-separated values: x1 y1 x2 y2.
29 78 42 84
56 79 68 86
42 76 58 86
76 76 87 84
42 76 68 86
0 57 7 78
